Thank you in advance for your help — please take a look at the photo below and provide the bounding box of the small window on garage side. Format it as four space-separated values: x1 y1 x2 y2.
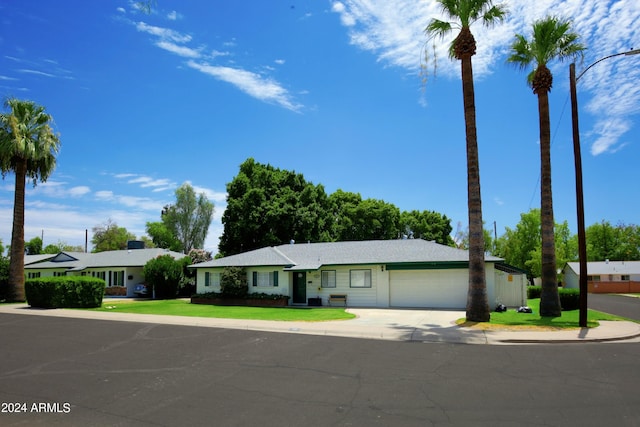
321 270 336 288
350 269 371 288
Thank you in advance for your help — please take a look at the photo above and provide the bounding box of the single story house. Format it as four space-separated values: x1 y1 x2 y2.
563 261 640 293
23 248 187 297
190 239 527 309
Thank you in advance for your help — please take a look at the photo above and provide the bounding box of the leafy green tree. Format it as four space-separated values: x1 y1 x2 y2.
145 220 181 251
161 183 214 253
43 241 84 254
399 210 455 246
220 159 331 255
425 0 507 322
0 98 60 301
495 209 541 278
508 17 585 317
143 254 184 299
327 190 400 241
25 236 43 255
454 222 494 253
586 221 640 261
91 219 136 252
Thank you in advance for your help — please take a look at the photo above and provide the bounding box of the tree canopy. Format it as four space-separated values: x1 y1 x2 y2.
219 158 456 256
147 183 214 253
91 219 136 252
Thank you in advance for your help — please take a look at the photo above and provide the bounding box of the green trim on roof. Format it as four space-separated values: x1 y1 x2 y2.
385 261 470 270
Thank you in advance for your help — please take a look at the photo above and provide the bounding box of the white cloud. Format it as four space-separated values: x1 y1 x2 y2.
136 21 192 43
68 186 91 197
331 0 640 155
187 60 303 112
155 40 201 58
116 7 126 13
167 10 181 21
18 69 55 77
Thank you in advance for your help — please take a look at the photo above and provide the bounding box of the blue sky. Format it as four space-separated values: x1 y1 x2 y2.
1 0 639 254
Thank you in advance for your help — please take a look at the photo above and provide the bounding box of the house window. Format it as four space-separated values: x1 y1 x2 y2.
27 272 41 279
621 275 630 281
321 270 336 288
204 272 221 287
92 271 106 281
53 271 65 277
252 271 279 287
350 269 371 288
587 275 601 282
112 271 125 286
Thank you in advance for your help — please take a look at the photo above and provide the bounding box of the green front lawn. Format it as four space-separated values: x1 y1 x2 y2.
90 299 356 322
461 298 631 329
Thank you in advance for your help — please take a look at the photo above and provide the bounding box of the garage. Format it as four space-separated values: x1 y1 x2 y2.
389 269 468 309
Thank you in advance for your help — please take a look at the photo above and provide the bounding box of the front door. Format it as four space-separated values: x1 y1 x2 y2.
293 272 306 304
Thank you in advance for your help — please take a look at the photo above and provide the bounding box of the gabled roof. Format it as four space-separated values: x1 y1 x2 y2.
564 261 640 275
24 248 186 271
191 239 503 270
24 254 58 265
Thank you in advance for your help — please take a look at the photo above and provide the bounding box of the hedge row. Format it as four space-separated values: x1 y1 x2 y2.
527 286 580 311
25 277 105 308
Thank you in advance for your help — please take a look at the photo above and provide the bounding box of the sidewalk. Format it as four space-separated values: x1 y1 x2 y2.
1 303 639 345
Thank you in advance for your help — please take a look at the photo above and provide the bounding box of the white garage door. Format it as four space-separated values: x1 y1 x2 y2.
389 270 468 308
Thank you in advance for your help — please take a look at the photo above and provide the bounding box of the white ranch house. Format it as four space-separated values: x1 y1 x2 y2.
190 239 527 309
23 248 187 297
563 261 640 294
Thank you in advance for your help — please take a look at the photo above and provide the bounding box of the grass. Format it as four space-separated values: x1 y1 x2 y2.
459 298 631 330
89 298 356 322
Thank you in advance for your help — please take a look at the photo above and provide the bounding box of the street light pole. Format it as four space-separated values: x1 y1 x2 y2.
570 48 640 328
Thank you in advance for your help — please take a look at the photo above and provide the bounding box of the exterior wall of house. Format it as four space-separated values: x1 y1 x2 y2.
25 268 68 279
563 266 640 293
494 269 527 307
195 267 291 297
194 263 502 308
308 264 381 307
563 267 579 289
589 280 640 293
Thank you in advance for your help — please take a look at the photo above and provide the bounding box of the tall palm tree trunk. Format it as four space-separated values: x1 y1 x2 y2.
9 161 27 302
460 50 489 322
537 89 561 317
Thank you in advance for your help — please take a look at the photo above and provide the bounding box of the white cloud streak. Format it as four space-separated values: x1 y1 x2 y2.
330 0 640 156
187 60 303 112
133 18 302 111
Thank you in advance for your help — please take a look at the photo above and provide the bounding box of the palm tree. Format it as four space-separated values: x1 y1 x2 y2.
507 17 585 317
425 0 507 322
0 98 60 302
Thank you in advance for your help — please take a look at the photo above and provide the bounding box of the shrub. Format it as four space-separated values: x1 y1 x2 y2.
220 266 248 298
25 277 105 308
527 286 542 299
143 254 184 299
0 256 9 302
559 288 580 311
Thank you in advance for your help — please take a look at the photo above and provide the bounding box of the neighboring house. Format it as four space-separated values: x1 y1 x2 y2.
563 261 640 293
190 239 527 309
24 248 187 297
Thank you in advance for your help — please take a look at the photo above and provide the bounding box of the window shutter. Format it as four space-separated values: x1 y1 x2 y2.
205 272 210 287
252 271 257 287
273 271 278 287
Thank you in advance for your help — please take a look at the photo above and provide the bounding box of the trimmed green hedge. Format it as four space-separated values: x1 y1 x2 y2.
559 288 580 311
527 286 542 299
25 277 105 308
527 286 580 311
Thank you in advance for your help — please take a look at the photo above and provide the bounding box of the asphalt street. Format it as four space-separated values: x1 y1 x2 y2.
587 293 640 321
1 313 638 427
